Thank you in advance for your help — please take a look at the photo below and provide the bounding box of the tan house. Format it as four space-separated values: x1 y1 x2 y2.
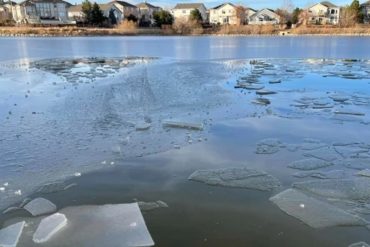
136 2 161 25
0 3 12 23
245 7 256 24
248 8 280 25
307 1 340 24
209 3 245 25
171 3 207 22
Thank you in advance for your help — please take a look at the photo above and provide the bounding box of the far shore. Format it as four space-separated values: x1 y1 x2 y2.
1 25 370 37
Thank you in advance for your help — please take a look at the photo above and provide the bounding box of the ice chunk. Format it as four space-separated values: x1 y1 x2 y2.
252 98 270 106
348 242 370 247
293 178 370 201
334 111 365 116
0 221 25 247
269 79 281 84
357 169 370 177
270 189 366 228
335 159 370 170
300 138 327 151
33 213 67 243
256 90 277 95
162 120 203 130
135 123 151 131
293 170 347 179
43 203 154 247
188 167 281 191
288 158 333 171
23 197 57 216
138 200 169 211
303 147 340 162
256 138 283 154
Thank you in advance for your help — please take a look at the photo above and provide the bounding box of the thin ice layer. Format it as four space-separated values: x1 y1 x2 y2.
33 213 67 243
293 178 370 201
23 197 57 216
288 158 333 171
270 189 366 228
0 221 25 247
188 167 281 191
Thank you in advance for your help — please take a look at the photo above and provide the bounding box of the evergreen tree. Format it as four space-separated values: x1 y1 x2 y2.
153 10 174 27
291 8 302 24
189 8 203 23
91 2 105 25
349 0 363 23
81 0 93 24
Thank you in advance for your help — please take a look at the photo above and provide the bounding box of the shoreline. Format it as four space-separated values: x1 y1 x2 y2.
1 26 370 37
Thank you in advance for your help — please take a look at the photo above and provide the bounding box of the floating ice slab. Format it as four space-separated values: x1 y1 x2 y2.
0 221 25 247
303 147 340 162
348 242 370 247
162 120 203 130
335 159 370 170
293 170 347 179
33 213 67 243
256 138 283 154
23 197 57 216
138 200 169 211
135 123 151 131
270 189 366 228
37 203 154 247
288 158 333 171
357 169 370 177
188 167 281 191
293 178 370 201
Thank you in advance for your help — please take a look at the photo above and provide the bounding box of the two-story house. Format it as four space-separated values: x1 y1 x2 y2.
248 8 280 25
136 2 161 25
361 0 370 23
307 1 340 25
209 3 245 25
171 3 207 22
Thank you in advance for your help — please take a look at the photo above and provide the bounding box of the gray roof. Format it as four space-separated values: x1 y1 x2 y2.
173 3 204 9
211 2 235 9
136 2 160 9
320 1 337 7
19 0 71 6
111 0 137 8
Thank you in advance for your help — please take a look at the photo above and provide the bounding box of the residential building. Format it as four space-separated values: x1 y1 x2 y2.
110 0 139 19
245 7 256 24
8 0 72 24
248 8 280 24
307 1 340 24
361 0 370 23
171 3 207 22
136 2 161 25
209 3 245 25
68 3 124 23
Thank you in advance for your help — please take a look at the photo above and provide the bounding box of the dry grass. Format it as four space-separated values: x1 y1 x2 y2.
213 24 278 35
290 24 370 35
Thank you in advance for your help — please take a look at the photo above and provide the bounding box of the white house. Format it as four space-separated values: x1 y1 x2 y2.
361 0 370 23
171 3 207 22
248 8 280 25
68 3 124 23
136 2 161 25
110 0 139 19
245 7 256 24
307 1 340 24
209 3 245 25
9 0 73 24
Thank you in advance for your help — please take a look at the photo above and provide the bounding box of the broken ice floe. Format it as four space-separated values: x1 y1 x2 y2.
270 189 367 228
138 200 169 211
293 170 348 179
256 138 284 154
357 169 370 177
288 158 333 171
348 242 370 247
303 147 341 162
0 221 25 247
188 167 281 191
33 213 67 243
23 197 57 216
293 178 370 201
335 159 370 170
162 120 203 130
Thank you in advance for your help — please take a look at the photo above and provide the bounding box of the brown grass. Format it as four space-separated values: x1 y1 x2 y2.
290 24 370 35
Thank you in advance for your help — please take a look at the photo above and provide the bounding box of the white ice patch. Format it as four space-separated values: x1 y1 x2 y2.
288 158 333 171
0 221 25 247
33 213 67 243
23 197 57 216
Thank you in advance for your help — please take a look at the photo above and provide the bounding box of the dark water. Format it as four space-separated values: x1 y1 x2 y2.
1 36 370 247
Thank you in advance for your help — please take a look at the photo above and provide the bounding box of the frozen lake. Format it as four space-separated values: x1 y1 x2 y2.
1 36 370 247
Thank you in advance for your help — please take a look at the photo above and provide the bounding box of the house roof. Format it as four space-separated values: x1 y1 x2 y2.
19 0 71 6
211 2 235 10
173 3 204 9
320 1 337 8
136 2 159 9
250 8 279 18
68 4 82 12
361 0 370 6
246 7 257 12
110 0 136 8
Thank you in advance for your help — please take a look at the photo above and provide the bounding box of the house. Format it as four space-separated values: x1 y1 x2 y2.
209 3 245 25
307 1 340 24
0 2 12 23
110 1 139 19
9 0 73 24
171 3 207 22
68 3 124 23
136 2 161 25
245 7 256 24
361 0 370 23
248 8 280 24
